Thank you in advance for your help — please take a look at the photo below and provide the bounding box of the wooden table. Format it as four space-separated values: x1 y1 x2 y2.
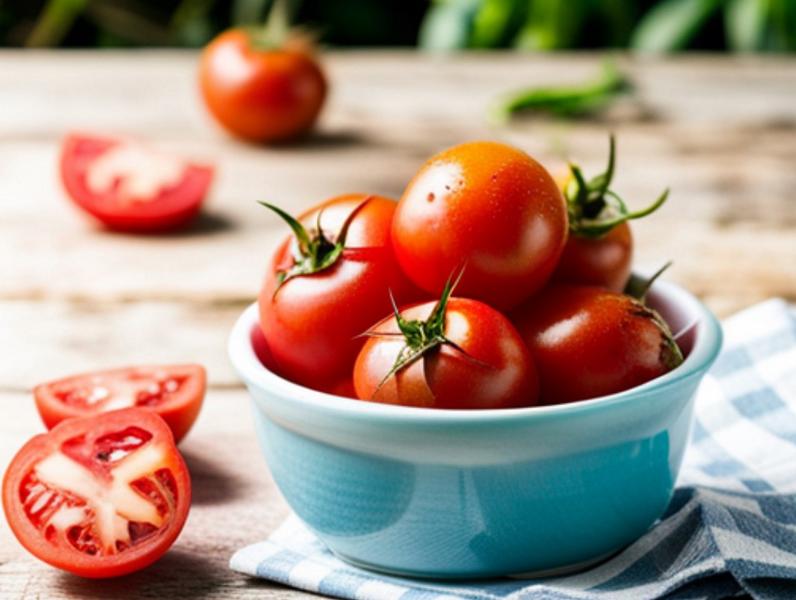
1 50 794 598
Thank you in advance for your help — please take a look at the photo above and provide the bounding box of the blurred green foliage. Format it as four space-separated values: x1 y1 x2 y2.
1 0 794 51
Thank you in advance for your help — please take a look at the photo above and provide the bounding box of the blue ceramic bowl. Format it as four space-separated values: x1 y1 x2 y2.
229 280 722 579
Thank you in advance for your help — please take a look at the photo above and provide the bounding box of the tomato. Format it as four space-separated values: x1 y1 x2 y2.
199 29 326 143
259 194 422 389
552 136 667 292
554 222 633 292
354 277 538 409
34 365 206 444
511 285 683 405
59 133 214 232
392 141 568 310
2 408 191 578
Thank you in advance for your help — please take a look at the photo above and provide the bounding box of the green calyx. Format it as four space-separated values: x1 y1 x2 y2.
364 268 487 396
625 262 684 370
259 196 371 296
244 0 298 51
565 135 669 239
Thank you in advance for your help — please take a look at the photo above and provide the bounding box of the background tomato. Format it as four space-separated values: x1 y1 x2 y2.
60 133 213 232
199 29 327 143
2 408 191 578
354 296 538 409
512 284 683 405
259 194 422 389
34 365 206 443
392 141 568 311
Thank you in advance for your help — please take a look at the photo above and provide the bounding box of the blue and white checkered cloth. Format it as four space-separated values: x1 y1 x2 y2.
231 299 796 600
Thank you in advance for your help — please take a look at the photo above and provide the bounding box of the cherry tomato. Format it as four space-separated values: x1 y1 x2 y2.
392 141 568 310
59 133 214 232
554 222 633 292
512 285 683 405
2 408 191 578
259 194 422 389
199 29 326 143
552 136 667 292
353 276 538 409
34 365 206 444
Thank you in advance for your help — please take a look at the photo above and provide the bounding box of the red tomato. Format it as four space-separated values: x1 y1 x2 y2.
199 29 327 143
354 294 538 409
553 222 633 292
34 365 206 444
59 133 213 232
392 141 568 310
512 285 683 405
2 408 191 578
259 194 422 389
552 136 667 292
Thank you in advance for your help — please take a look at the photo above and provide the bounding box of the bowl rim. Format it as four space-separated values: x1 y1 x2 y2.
229 279 723 424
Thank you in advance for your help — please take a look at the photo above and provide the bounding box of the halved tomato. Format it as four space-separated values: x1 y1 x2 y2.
2 408 191 578
59 133 214 231
34 365 206 444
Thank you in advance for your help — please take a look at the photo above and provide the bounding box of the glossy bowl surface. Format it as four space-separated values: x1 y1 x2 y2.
229 280 722 579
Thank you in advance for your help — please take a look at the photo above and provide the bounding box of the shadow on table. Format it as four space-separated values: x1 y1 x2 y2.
181 448 249 506
168 211 236 238
57 549 225 598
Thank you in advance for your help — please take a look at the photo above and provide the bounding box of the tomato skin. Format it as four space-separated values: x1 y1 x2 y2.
354 298 539 409
259 194 422 389
392 141 568 310
33 365 206 443
2 408 191 578
59 133 213 232
199 29 327 143
553 222 633 292
512 285 681 405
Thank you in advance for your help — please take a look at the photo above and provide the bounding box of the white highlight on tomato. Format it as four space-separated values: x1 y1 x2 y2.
86 143 186 203
33 443 168 553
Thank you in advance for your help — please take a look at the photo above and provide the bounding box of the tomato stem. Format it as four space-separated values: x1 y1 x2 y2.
259 196 372 296
566 135 669 238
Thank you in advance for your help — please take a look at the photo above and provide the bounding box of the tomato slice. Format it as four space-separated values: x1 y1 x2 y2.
59 133 214 231
2 408 191 578
34 365 206 444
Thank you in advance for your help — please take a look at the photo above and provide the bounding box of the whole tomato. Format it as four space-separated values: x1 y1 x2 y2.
259 194 421 390
553 136 668 292
392 141 568 311
199 29 326 143
512 284 683 405
354 274 539 409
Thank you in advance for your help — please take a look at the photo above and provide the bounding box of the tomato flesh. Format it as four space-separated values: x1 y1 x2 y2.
60 133 214 231
34 365 206 444
3 409 191 578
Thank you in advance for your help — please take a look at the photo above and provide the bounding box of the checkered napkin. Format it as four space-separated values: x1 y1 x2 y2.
231 300 796 600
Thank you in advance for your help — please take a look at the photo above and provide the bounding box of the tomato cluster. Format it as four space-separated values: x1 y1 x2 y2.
257 137 681 408
3 365 206 578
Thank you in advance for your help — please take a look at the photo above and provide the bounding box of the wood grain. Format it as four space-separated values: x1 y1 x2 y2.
0 50 794 598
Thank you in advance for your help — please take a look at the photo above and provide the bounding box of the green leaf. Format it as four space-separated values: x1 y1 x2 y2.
25 0 87 47
514 0 584 51
418 0 481 50
488 60 631 124
471 0 525 48
233 0 271 25
631 0 722 53
725 0 768 51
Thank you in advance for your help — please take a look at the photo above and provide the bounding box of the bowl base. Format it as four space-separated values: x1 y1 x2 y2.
330 547 619 582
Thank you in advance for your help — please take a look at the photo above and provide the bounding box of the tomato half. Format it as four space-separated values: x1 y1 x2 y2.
2 408 191 578
60 133 214 232
199 29 327 143
354 296 539 409
392 141 568 310
511 285 683 405
259 194 423 389
34 365 206 444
